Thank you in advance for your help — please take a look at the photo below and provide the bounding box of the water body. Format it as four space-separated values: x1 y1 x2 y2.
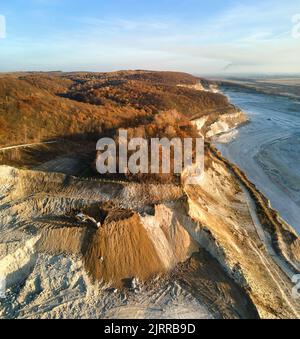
217 87 300 235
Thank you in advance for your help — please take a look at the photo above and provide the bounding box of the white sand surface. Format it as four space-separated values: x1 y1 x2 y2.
217 88 300 234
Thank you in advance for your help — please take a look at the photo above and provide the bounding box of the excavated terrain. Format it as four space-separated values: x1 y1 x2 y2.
0 71 299 319
0 144 299 319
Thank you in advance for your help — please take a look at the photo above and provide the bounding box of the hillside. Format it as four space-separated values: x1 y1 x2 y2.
0 71 236 147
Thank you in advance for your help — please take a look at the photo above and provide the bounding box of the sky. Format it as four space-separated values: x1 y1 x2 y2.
0 0 300 74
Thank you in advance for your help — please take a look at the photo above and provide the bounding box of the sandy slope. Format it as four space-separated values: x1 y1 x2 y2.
184 147 300 319
0 163 256 319
0 145 299 319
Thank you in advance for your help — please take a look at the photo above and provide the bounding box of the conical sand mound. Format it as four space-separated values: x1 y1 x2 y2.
84 214 165 287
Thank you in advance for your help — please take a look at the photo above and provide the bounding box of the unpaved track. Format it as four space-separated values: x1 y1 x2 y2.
0 141 57 152
239 183 300 317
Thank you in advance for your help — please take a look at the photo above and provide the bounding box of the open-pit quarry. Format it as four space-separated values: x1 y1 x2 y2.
1 140 300 319
0 71 300 319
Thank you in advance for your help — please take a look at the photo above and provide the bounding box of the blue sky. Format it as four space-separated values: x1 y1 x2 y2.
0 0 300 74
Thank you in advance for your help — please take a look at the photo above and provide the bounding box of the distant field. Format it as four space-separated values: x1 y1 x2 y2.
256 78 300 86
216 76 300 98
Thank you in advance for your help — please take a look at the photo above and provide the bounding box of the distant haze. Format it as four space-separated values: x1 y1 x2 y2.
0 0 300 74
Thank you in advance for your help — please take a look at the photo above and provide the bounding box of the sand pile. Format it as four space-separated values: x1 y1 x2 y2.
0 165 195 289
84 204 198 287
84 213 165 287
